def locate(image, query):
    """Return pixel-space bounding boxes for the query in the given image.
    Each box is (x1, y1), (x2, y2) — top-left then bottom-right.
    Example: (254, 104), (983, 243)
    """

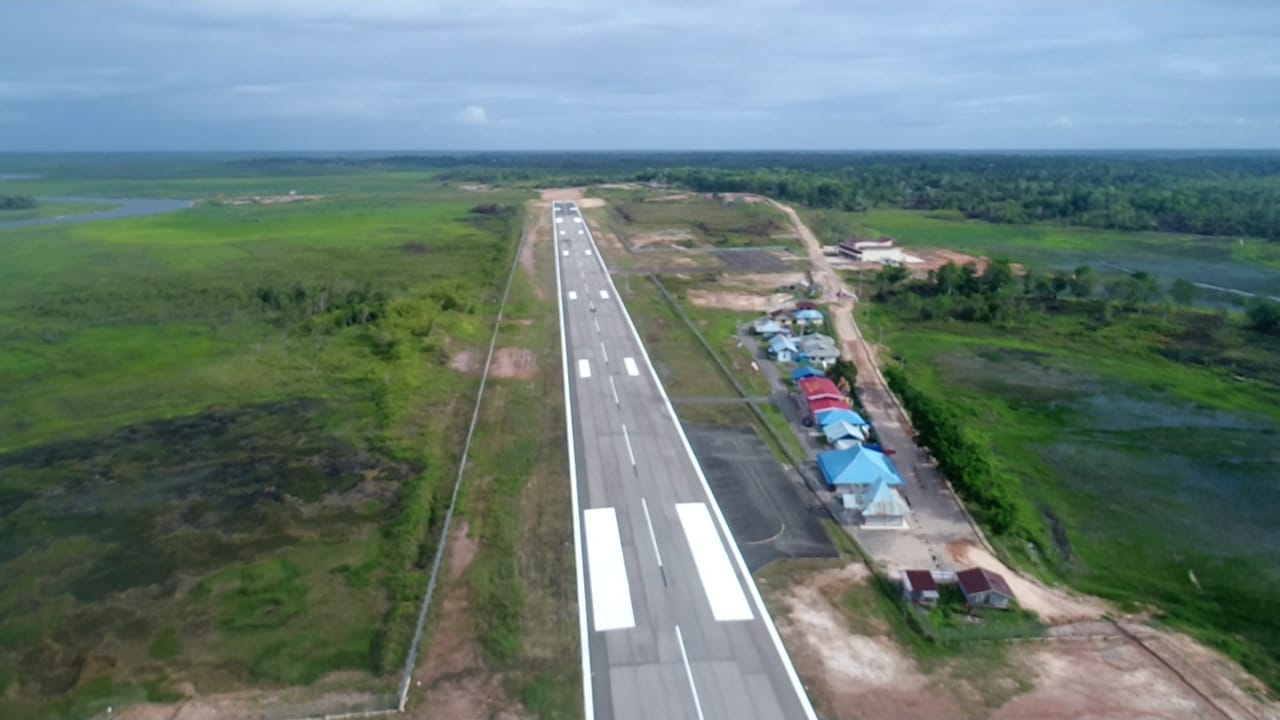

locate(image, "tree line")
(0, 195), (38, 210)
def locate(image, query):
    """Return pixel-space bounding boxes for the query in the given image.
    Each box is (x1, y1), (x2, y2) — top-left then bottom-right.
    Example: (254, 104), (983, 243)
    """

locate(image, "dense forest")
(0, 195), (37, 210)
(235, 152), (1280, 240)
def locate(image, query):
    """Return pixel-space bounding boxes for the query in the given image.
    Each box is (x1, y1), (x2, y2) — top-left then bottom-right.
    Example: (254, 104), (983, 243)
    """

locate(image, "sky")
(1, 0), (1278, 151)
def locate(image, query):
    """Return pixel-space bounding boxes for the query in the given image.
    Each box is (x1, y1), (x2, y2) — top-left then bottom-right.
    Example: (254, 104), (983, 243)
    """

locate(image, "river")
(0, 195), (193, 229)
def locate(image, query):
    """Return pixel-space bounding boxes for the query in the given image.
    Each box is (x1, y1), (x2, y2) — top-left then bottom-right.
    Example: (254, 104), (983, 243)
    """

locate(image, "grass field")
(0, 200), (118, 222)
(590, 189), (797, 251)
(802, 208), (1280, 297)
(0, 165), (532, 718)
(861, 297), (1280, 694)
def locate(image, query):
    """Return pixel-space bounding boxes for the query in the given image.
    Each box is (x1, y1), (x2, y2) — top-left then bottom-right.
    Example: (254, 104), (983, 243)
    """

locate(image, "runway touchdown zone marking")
(583, 507), (636, 631)
(577, 358), (591, 378)
(599, 290), (610, 300)
(675, 502), (754, 622)
(568, 290), (577, 300)
(623, 357), (640, 377)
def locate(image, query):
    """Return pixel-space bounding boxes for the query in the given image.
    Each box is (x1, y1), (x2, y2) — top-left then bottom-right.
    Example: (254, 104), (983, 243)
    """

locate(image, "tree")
(932, 262), (962, 296)
(1050, 271), (1072, 299)
(880, 264), (910, 286)
(1170, 278), (1198, 305)
(1070, 265), (1095, 298)
(1246, 298), (1280, 334)
(983, 258), (1014, 295)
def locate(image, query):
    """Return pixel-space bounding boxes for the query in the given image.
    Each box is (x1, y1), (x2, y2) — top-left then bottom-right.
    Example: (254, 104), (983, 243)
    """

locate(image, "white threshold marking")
(608, 376), (620, 405)
(585, 249), (593, 256)
(623, 357), (640, 377)
(599, 289), (610, 300)
(675, 625), (707, 720)
(600, 342), (609, 364)
(567, 290), (577, 300)
(577, 358), (591, 378)
(676, 503), (754, 622)
(621, 424), (636, 468)
(583, 508), (636, 631)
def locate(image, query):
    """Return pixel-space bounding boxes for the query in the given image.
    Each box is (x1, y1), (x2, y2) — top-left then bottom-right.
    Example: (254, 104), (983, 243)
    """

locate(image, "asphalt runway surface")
(554, 201), (818, 720)
(683, 424), (837, 572)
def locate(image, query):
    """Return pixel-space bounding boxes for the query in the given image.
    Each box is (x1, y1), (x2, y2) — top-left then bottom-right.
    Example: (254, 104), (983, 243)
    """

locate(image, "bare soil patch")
(459, 183), (495, 192)
(450, 349), (479, 374)
(686, 288), (794, 313)
(631, 229), (695, 248)
(447, 519), (479, 580)
(518, 202), (546, 299)
(993, 642), (1221, 720)
(648, 193), (694, 202)
(947, 541), (1107, 623)
(489, 347), (538, 381)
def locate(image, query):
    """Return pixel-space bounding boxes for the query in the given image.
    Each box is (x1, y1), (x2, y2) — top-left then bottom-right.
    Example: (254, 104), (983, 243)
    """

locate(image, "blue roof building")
(791, 366), (825, 382)
(794, 308), (825, 324)
(823, 420), (868, 448)
(752, 319), (784, 337)
(817, 446), (903, 489)
(816, 408), (869, 428)
(767, 333), (799, 362)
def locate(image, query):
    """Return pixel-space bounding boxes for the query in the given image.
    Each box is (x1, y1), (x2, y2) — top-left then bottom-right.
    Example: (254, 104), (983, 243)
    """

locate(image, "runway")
(553, 202), (818, 720)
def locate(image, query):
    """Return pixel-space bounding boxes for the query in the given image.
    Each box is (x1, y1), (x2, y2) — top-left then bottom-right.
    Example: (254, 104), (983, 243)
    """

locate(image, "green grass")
(0, 167), (534, 718)
(863, 296), (1280, 695)
(0, 199), (118, 222)
(599, 192), (797, 250)
(803, 207), (1280, 297)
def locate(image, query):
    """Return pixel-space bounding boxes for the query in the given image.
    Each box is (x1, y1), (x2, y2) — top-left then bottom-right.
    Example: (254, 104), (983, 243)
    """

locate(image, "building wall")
(863, 513), (903, 528)
(969, 590), (1011, 609)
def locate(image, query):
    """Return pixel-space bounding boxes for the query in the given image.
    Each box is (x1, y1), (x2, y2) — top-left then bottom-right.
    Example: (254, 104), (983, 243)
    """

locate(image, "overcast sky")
(1, 1), (1277, 151)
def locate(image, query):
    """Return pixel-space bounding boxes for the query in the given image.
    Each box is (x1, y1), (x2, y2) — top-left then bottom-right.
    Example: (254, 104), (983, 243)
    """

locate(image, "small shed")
(858, 479), (910, 528)
(956, 567), (1016, 610)
(752, 318), (784, 337)
(816, 408), (869, 429)
(796, 334), (840, 368)
(902, 570), (940, 607)
(823, 420), (867, 449)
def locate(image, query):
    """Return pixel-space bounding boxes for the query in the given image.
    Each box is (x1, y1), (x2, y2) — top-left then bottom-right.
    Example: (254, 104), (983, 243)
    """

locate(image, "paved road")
(553, 201), (818, 720)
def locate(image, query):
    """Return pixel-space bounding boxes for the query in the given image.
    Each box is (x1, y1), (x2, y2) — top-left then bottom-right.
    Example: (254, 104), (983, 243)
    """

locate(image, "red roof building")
(956, 567), (1016, 609)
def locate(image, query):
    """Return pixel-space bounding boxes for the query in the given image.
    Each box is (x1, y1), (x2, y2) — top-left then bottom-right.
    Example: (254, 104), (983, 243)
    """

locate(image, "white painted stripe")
(556, 217), (563, 223)
(600, 342), (609, 364)
(577, 205), (818, 718)
(568, 290), (578, 300)
(593, 315), (601, 333)
(621, 424), (636, 467)
(676, 503), (754, 622)
(599, 289), (610, 300)
(583, 508), (636, 631)
(641, 497), (663, 568)
(675, 626), (706, 720)
(578, 358), (591, 378)
(551, 206), (594, 717)
(608, 376), (620, 405)
(562, 249), (569, 256)
(585, 249), (593, 256)
(623, 357), (640, 377)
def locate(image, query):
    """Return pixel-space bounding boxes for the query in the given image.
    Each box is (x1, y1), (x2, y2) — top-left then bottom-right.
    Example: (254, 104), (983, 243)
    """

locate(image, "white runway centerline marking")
(577, 358), (591, 379)
(608, 376), (620, 406)
(640, 497), (663, 569)
(620, 424), (636, 468)
(623, 357), (640, 377)
(675, 625), (706, 720)
(599, 289), (610, 300)
(675, 503), (754, 622)
(600, 342), (609, 364)
(583, 508), (636, 632)
(593, 315), (601, 333)
(567, 290), (577, 300)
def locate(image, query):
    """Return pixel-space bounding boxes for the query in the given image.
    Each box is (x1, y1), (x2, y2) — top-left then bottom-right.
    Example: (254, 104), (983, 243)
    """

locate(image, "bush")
(884, 365), (1046, 550)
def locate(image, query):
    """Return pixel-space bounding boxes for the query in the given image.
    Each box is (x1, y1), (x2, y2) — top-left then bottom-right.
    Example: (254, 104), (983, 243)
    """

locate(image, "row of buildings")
(902, 567), (1017, 610)
(752, 306), (841, 369)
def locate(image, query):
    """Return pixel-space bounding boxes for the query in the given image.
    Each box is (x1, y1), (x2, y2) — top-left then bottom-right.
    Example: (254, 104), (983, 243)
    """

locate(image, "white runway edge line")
(583, 508), (637, 631)
(572, 202), (819, 719)
(553, 205), (595, 719)
(674, 625), (707, 720)
(676, 503), (753, 621)
(623, 357), (640, 377)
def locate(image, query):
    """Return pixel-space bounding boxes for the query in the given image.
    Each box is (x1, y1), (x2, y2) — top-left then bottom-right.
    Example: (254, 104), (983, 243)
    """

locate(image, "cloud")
(456, 104), (488, 125)
(1050, 115), (1074, 129)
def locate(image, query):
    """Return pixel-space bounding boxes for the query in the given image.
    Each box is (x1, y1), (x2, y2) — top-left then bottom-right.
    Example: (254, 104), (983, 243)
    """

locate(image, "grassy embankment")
(0, 178), (531, 718)
(853, 228), (1280, 693)
(433, 203), (581, 718)
(0, 200), (119, 222)
(589, 189), (798, 251)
